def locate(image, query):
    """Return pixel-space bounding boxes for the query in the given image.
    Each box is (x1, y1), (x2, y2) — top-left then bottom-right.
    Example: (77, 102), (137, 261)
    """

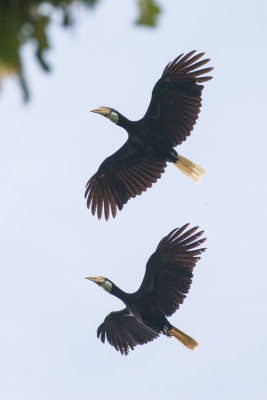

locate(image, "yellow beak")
(90, 107), (111, 116)
(85, 276), (105, 284)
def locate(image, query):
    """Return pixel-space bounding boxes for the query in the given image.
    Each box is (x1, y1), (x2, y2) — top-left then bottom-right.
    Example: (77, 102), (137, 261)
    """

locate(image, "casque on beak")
(85, 276), (105, 284)
(90, 107), (111, 116)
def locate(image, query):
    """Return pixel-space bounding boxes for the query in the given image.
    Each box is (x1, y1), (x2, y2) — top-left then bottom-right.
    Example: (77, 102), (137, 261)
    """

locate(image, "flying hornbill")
(86, 223), (206, 355)
(86, 50), (213, 220)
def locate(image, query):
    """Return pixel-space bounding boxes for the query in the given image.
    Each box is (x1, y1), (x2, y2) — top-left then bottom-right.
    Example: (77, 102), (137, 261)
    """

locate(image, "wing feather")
(85, 141), (166, 220)
(138, 224), (206, 317)
(142, 51), (213, 146)
(97, 308), (159, 355)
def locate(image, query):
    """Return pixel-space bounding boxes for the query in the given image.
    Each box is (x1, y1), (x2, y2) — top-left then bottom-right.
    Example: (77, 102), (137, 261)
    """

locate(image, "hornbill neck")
(110, 282), (131, 304)
(117, 112), (134, 131)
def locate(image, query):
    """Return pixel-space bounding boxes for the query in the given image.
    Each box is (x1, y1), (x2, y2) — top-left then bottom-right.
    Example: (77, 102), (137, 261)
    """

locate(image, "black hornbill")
(86, 51), (213, 220)
(86, 223), (206, 355)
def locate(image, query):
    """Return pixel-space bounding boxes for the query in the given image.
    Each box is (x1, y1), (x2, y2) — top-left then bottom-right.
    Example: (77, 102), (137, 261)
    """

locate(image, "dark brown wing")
(137, 224), (206, 317)
(85, 141), (166, 220)
(142, 51), (213, 146)
(97, 308), (159, 355)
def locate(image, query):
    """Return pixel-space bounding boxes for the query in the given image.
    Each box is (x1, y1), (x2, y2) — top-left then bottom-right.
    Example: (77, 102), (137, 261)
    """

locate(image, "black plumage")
(86, 51), (213, 220)
(86, 223), (206, 355)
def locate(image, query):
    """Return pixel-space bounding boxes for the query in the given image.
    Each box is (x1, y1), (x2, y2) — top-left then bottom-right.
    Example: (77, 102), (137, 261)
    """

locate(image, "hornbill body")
(86, 224), (206, 355)
(86, 51), (213, 220)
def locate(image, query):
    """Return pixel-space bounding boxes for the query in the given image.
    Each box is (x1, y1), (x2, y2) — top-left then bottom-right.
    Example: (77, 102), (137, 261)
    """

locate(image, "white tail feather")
(174, 154), (205, 184)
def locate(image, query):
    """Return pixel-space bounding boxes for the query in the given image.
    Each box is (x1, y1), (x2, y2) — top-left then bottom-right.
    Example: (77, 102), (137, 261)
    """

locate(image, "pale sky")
(1, 1), (267, 399)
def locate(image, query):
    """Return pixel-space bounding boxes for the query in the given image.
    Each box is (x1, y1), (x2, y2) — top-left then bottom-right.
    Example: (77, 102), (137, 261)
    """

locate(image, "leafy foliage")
(0, 0), (161, 101)
(136, 0), (160, 27)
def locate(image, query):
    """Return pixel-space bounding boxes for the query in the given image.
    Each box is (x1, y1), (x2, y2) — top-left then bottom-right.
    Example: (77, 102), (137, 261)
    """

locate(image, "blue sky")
(1, 1), (267, 399)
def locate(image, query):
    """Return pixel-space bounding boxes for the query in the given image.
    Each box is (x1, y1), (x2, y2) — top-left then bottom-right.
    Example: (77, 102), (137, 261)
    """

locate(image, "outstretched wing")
(137, 224), (206, 317)
(85, 141), (166, 220)
(142, 51), (213, 146)
(97, 308), (159, 355)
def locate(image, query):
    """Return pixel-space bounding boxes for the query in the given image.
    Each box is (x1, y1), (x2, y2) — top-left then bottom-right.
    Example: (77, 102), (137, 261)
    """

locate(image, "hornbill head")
(85, 276), (112, 293)
(91, 107), (119, 124)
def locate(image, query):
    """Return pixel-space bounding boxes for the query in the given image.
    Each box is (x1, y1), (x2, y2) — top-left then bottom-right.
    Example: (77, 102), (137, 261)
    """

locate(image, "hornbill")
(86, 50), (213, 220)
(86, 223), (206, 355)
